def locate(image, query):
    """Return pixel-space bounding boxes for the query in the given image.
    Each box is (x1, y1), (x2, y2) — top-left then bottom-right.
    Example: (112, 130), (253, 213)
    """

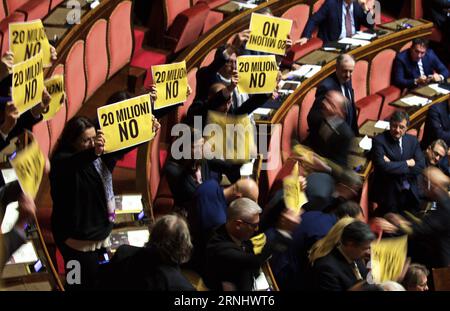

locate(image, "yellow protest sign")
(12, 52), (44, 115)
(42, 75), (65, 121)
(9, 20), (52, 66)
(205, 111), (256, 163)
(371, 235), (408, 283)
(246, 13), (292, 55)
(251, 233), (266, 255)
(283, 162), (308, 215)
(151, 61), (187, 110)
(10, 139), (45, 199)
(237, 55), (278, 94)
(97, 94), (153, 153)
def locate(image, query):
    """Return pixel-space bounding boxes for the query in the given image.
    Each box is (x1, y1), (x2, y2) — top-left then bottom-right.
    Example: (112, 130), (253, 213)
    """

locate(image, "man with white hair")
(203, 198), (299, 290)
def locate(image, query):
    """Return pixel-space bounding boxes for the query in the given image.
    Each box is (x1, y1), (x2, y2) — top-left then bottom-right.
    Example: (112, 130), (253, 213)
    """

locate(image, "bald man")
(311, 54), (359, 135)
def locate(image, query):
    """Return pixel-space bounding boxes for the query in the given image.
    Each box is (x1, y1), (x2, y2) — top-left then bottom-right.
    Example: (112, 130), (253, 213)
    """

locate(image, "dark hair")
(148, 214), (193, 265)
(390, 110), (410, 126)
(402, 263), (429, 289)
(341, 221), (375, 246)
(335, 201), (363, 219)
(106, 91), (132, 106)
(412, 38), (429, 49)
(53, 116), (95, 154)
(430, 139), (448, 153)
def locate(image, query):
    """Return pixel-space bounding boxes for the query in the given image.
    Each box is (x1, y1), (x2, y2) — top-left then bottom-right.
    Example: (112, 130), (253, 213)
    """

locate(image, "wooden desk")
(359, 120), (388, 138)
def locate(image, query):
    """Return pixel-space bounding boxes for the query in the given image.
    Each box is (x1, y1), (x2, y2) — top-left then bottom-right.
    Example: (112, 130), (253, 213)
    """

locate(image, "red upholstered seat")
(107, 1), (133, 78)
(202, 10), (223, 34)
(260, 124), (282, 203)
(281, 105), (299, 163)
(164, 0), (191, 30)
(267, 158), (300, 200)
(166, 3), (210, 53)
(17, 0), (51, 21)
(32, 121), (51, 158)
(0, 1), (6, 20)
(50, 0), (64, 10)
(177, 67), (198, 123)
(130, 48), (167, 89)
(200, 48), (216, 68)
(400, 41), (412, 52)
(0, 12), (26, 55)
(298, 87), (316, 142)
(4, 0), (28, 14)
(285, 37), (323, 64)
(356, 94), (383, 126)
(281, 4), (310, 42)
(153, 175), (175, 217)
(64, 40), (86, 119)
(48, 64), (67, 154)
(85, 19), (108, 99)
(312, 0), (325, 13)
(352, 60), (369, 102)
(359, 178), (370, 223)
(194, 0), (228, 7)
(376, 85), (401, 119)
(133, 28), (146, 53)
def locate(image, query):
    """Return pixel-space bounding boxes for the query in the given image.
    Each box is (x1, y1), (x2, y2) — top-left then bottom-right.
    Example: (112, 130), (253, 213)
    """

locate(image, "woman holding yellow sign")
(50, 91), (160, 290)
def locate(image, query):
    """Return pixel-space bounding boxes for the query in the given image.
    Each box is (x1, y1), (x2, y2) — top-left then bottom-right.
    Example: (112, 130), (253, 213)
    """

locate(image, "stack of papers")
(429, 83), (450, 95)
(352, 31), (377, 40)
(278, 80), (301, 94)
(289, 65), (322, 79)
(400, 96), (432, 106)
(338, 37), (371, 47)
(252, 108), (272, 116)
(374, 120), (390, 130)
(359, 135), (373, 151)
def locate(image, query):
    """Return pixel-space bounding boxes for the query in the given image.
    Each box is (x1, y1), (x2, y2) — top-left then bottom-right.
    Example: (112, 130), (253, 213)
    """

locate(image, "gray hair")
(336, 54), (355, 67)
(148, 214), (193, 265)
(227, 198), (262, 221)
(379, 281), (406, 291)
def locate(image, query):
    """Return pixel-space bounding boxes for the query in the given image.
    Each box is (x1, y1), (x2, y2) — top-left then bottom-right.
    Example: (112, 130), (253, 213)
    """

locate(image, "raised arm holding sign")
(42, 75), (65, 121)
(237, 55), (279, 94)
(246, 13), (292, 56)
(151, 61), (188, 110)
(97, 94), (154, 153)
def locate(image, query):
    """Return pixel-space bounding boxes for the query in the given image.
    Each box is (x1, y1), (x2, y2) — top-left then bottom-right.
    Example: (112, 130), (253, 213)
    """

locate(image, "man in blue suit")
(421, 98), (450, 149)
(371, 111), (426, 216)
(297, 0), (374, 45)
(393, 38), (449, 90)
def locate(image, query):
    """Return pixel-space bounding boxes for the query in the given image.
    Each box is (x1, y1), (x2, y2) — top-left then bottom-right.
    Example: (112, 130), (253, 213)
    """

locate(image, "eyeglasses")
(431, 148), (446, 159)
(240, 219), (259, 230)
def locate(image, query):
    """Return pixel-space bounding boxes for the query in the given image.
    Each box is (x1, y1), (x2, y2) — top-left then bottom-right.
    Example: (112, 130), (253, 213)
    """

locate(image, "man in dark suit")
(423, 139), (450, 176)
(372, 111), (426, 216)
(97, 214), (195, 291)
(311, 54), (359, 135)
(297, 0), (374, 45)
(421, 98), (450, 149)
(393, 38), (449, 90)
(425, 0), (450, 41)
(203, 197), (298, 291)
(308, 220), (375, 291)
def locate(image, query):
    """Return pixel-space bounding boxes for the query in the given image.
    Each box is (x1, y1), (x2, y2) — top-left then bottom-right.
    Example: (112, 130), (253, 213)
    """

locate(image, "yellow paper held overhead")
(9, 20), (52, 66)
(152, 61), (188, 110)
(251, 233), (266, 255)
(237, 55), (279, 94)
(10, 138), (45, 199)
(206, 111), (257, 163)
(246, 13), (292, 56)
(97, 94), (153, 154)
(42, 75), (65, 121)
(283, 162), (307, 215)
(371, 235), (408, 283)
(12, 51), (44, 115)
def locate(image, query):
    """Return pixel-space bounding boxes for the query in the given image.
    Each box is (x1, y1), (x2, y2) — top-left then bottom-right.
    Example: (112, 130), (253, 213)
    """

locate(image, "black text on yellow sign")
(151, 61), (188, 110)
(237, 55), (279, 94)
(10, 139), (45, 199)
(43, 75), (65, 121)
(246, 13), (292, 56)
(97, 94), (154, 154)
(12, 51), (44, 115)
(9, 20), (52, 66)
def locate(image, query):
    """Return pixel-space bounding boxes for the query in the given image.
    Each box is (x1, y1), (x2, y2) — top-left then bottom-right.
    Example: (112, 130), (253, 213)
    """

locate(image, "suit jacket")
(97, 244), (195, 291)
(301, 0), (374, 43)
(308, 247), (368, 291)
(314, 74), (359, 135)
(371, 132), (425, 213)
(393, 49), (449, 90)
(421, 101), (450, 149)
(204, 224), (290, 291)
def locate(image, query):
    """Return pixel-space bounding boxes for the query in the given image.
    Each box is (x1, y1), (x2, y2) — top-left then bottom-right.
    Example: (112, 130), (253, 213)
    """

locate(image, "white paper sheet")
(127, 230), (150, 247)
(118, 194), (143, 212)
(400, 96), (431, 106)
(352, 31), (377, 40)
(278, 80), (301, 94)
(254, 271), (270, 291)
(338, 37), (371, 47)
(374, 120), (390, 130)
(1, 201), (19, 234)
(359, 135), (373, 151)
(428, 83), (450, 95)
(9, 241), (38, 264)
(240, 159), (255, 177)
(1, 168), (18, 184)
(289, 65), (322, 79)
(233, 1), (257, 9)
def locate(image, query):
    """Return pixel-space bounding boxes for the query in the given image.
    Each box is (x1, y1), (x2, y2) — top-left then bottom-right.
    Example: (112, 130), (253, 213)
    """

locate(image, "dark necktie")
(344, 84), (353, 126)
(345, 4), (352, 38)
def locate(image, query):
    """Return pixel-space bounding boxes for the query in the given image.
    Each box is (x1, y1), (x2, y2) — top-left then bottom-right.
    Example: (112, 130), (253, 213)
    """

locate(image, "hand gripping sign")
(12, 51), (44, 115)
(283, 161), (308, 216)
(97, 94), (153, 153)
(370, 235), (408, 283)
(42, 75), (65, 121)
(10, 134), (46, 199)
(246, 13), (292, 56)
(9, 19), (52, 66)
(151, 61), (188, 110)
(237, 55), (279, 94)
